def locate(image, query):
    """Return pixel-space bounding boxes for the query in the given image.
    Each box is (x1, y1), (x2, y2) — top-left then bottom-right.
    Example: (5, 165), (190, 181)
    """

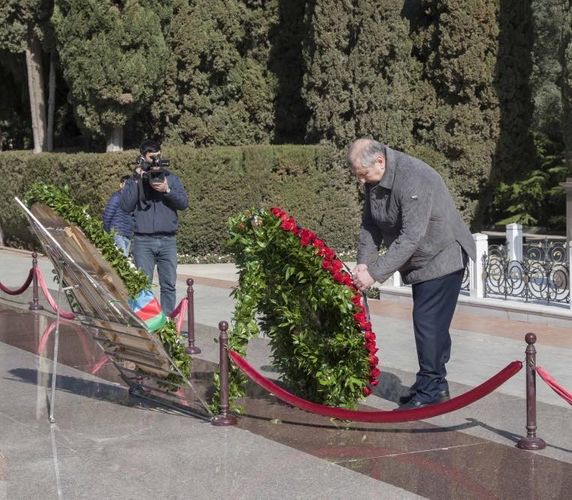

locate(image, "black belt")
(134, 232), (176, 238)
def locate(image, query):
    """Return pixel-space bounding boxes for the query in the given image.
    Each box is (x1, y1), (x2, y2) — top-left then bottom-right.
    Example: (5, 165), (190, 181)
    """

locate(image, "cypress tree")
(301, 0), (355, 146)
(268, 0), (309, 144)
(494, 0), (536, 184)
(349, 0), (432, 153)
(530, 0), (567, 143)
(562, 1), (572, 167)
(412, 0), (501, 221)
(154, 0), (278, 146)
(53, 0), (168, 151)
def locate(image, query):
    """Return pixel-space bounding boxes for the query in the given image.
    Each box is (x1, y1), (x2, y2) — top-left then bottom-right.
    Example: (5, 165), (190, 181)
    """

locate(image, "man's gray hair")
(347, 138), (385, 169)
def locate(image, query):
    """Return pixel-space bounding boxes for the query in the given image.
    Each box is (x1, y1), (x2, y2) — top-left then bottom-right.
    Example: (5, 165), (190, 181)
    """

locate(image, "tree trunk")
(106, 126), (124, 152)
(47, 51), (56, 152)
(25, 32), (47, 153)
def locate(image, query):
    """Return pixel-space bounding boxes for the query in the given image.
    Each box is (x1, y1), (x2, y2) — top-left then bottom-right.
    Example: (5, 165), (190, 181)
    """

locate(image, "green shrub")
(0, 145), (361, 254)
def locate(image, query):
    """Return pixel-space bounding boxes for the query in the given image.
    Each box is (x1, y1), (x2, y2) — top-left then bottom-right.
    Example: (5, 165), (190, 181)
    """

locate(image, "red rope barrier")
(0, 269), (34, 295)
(37, 321), (57, 354)
(229, 350), (523, 423)
(168, 297), (188, 334)
(90, 355), (110, 375)
(34, 268), (76, 320)
(536, 366), (572, 405)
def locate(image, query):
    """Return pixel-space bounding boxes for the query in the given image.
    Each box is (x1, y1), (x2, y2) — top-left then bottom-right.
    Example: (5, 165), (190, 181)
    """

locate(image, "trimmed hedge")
(0, 145), (361, 255)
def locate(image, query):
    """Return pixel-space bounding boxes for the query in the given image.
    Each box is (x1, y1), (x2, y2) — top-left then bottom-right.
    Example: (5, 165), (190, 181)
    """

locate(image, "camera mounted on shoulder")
(136, 139), (171, 184)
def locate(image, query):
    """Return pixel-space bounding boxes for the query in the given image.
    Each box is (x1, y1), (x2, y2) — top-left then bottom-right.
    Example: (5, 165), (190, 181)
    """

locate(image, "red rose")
(364, 331), (376, 343)
(271, 207), (288, 221)
(323, 247), (336, 260)
(322, 260), (332, 271)
(353, 311), (367, 324)
(281, 216), (297, 232)
(362, 386), (372, 396)
(313, 238), (326, 251)
(341, 273), (354, 287)
(299, 228), (317, 246)
(332, 271), (346, 284)
(351, 294), (362, 305)
(360, 321), (372, 331)
(370, 367), (381, 379)
(369, 354), (379, 366)
(329, 259), (343, 273)
(370, 377), (380, 387)
(368, 347), (379, 356)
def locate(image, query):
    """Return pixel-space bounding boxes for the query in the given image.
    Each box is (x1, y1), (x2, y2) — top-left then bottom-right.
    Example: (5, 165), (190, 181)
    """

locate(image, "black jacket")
(120, 172), (188, 235)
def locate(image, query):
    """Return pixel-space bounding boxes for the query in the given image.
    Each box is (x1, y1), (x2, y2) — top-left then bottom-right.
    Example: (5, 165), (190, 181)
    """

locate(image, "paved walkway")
(1, 247), (571, 499)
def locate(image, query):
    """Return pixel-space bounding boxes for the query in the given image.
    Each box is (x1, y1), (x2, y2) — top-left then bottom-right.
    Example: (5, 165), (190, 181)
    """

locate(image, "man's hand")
(150, 178), (169, 193)
(352, 263), (369, 274)
(353, 266), (375, 291)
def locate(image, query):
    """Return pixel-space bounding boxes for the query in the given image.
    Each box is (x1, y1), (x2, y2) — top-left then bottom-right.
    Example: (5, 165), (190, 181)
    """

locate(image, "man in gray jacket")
(348, 138), (476, 410)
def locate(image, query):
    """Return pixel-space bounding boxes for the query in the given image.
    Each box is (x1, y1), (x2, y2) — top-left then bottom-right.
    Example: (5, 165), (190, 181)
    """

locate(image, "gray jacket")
(357, 146), (476, 285)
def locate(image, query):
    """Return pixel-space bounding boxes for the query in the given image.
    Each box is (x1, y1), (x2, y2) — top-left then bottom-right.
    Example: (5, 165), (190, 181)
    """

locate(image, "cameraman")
(120, 139), (189, 315)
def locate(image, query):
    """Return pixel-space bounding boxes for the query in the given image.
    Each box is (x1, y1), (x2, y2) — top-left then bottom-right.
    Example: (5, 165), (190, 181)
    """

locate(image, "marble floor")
(0, 303), (570, 499)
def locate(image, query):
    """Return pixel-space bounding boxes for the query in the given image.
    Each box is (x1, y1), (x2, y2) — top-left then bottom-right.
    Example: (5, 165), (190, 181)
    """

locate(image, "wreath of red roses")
(270, 207), (380, 394)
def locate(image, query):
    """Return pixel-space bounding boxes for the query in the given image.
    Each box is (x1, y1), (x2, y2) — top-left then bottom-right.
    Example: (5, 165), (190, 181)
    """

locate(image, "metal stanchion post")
(517, 333), (546, 450)
(29, 252), (44, 311)
(185, 278), (201, 354)
(211, 321), (237, 426)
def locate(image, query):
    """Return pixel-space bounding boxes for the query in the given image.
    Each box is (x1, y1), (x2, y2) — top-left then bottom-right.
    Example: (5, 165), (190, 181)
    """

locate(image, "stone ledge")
(378, 285), (572, 328)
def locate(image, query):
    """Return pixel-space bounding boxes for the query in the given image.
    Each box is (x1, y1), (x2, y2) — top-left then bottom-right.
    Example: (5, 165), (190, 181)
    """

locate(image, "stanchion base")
(186, 346), (201, 355)
(516, 437), (546, 450)
(29, 302), (45, 311)
(211, 414), (238, 426)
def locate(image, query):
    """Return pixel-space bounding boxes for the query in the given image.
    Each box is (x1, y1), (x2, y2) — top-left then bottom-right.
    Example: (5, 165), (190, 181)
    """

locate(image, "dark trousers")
(410, 267), (464, 403)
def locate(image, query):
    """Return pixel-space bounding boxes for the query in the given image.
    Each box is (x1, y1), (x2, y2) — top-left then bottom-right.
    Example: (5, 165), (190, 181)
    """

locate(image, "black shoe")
(436, 389), (450, 402)
(398, 392), (416, 405)
(394, 399), (428, 411)
(396, 389), (450, 408)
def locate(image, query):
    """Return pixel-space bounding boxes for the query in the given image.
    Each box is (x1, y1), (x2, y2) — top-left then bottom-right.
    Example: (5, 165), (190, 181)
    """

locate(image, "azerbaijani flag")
(129, 289), (167, 332)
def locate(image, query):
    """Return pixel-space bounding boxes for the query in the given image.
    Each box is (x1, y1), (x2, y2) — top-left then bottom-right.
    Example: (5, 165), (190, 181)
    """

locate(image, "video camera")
(136, 155), (171, 184)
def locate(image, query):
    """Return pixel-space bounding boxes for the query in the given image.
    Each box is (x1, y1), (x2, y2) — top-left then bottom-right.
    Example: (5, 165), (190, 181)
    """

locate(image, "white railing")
(381, 224), (570, 310)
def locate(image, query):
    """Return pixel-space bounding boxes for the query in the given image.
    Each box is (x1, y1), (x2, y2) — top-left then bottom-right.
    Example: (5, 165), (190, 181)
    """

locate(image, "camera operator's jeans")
(132, 235), (177, 315)
(114, 234), (131, 257)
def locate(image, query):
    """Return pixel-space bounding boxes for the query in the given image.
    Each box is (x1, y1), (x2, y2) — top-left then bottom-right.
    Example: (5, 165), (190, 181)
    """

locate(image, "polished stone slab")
(0, 340), (415, 499)
(1, 301), (571, 499)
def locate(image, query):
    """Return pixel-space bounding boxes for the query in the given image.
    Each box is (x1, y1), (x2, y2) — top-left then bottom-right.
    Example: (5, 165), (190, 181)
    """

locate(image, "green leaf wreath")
(220, 207), (380, 411)
(24, 183), (191, 382)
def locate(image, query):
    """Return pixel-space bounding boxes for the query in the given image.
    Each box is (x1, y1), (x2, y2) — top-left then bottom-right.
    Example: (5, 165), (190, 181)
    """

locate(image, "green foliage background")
(1, 0), (571, 229)
(52, 0), (169, 137)
(0, 145), (361, 254)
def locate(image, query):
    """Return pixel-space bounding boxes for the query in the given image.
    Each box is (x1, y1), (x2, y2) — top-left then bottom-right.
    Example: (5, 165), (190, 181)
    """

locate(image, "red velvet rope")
(90, 354), (110, 375)
(229, 350), (523, 422)
(35, 268), (76, 320)
(168, 297), (188, 333)
(0, 269), (34, 295)
(536, 366), (572, 405)
(37, 320), (57, 354)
